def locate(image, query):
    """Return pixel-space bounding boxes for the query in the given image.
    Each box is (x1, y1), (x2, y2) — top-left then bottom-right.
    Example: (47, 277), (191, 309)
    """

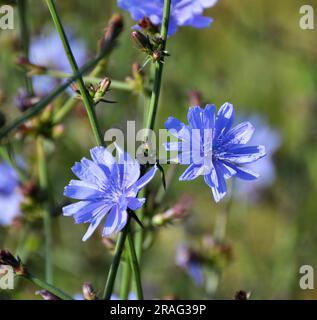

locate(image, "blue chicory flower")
(0, 161), (22, 226)
(29, 28), (88, 96)
(118, 0), (218, 36)
(164, 103), (266, 202)
(234, 115), (281, 198)
(63, 145), (157, 241)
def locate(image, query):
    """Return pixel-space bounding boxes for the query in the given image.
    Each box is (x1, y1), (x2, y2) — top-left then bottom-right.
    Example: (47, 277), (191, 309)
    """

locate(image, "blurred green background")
(1, 0), (317, 299)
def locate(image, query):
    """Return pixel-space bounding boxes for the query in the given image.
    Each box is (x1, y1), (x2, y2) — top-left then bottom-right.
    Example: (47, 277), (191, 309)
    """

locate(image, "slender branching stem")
(23, 273), (73, 300)
(17, 0), (34, 95)
(36, 136), (53, 283)
(103, 226), (129, 300)
(127, 231), (143, 300)
(46, 0), (103, 146)
(144, 0), (171, 133)
(135, 0), (171, 264)
(119, 254), (131, 300)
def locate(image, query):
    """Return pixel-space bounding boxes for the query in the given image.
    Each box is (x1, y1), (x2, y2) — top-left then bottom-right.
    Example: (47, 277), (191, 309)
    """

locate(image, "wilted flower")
(176, 244), (204, 286)
(0, 161), (22, 225)
(29, 28), (88, 96)
(234, 116), (281, 198)
(234, 290), (251, 300)
(63, 145), (157, 241)
(118, 0), (218, 36)
(0, 249), (27, 275)
(164, 103), (266, 202)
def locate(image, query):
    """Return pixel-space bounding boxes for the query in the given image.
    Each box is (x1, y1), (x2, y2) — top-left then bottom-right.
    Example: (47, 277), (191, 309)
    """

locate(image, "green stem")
(103, 227), (129, 300)
(36, 137), (53, 284)
(144, 0), (171, 134)
(90, 56), (110, 78)
(46, 0), (103, 146)
(136, 0), (171, 262)
(134, 190), (146, 260)
(127, 232), (143, 300)
(51, 97), (77, 125)
(23, 273), (73, 300)
(119, 253), (131, 300)
(208, 182), (235, 297)
(17, 0), (33, 95)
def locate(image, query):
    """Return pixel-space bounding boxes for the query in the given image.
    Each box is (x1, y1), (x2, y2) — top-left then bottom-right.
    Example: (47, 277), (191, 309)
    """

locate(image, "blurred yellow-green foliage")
(1, 0), (317, 299)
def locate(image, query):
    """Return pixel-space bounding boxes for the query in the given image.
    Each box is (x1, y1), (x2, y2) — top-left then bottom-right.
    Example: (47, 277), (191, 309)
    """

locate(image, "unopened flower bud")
(0, 249), (27, 276)
(36, 290), (61, 300)
(82, 282), (98, 300)
(152, 195), (193, 226)
(131, 30), (151, 51)
(94, 78), (111, 102)
(99, 78), (111, 93)
(99, 14), (124, 51)
(188, 90), (203, 106)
